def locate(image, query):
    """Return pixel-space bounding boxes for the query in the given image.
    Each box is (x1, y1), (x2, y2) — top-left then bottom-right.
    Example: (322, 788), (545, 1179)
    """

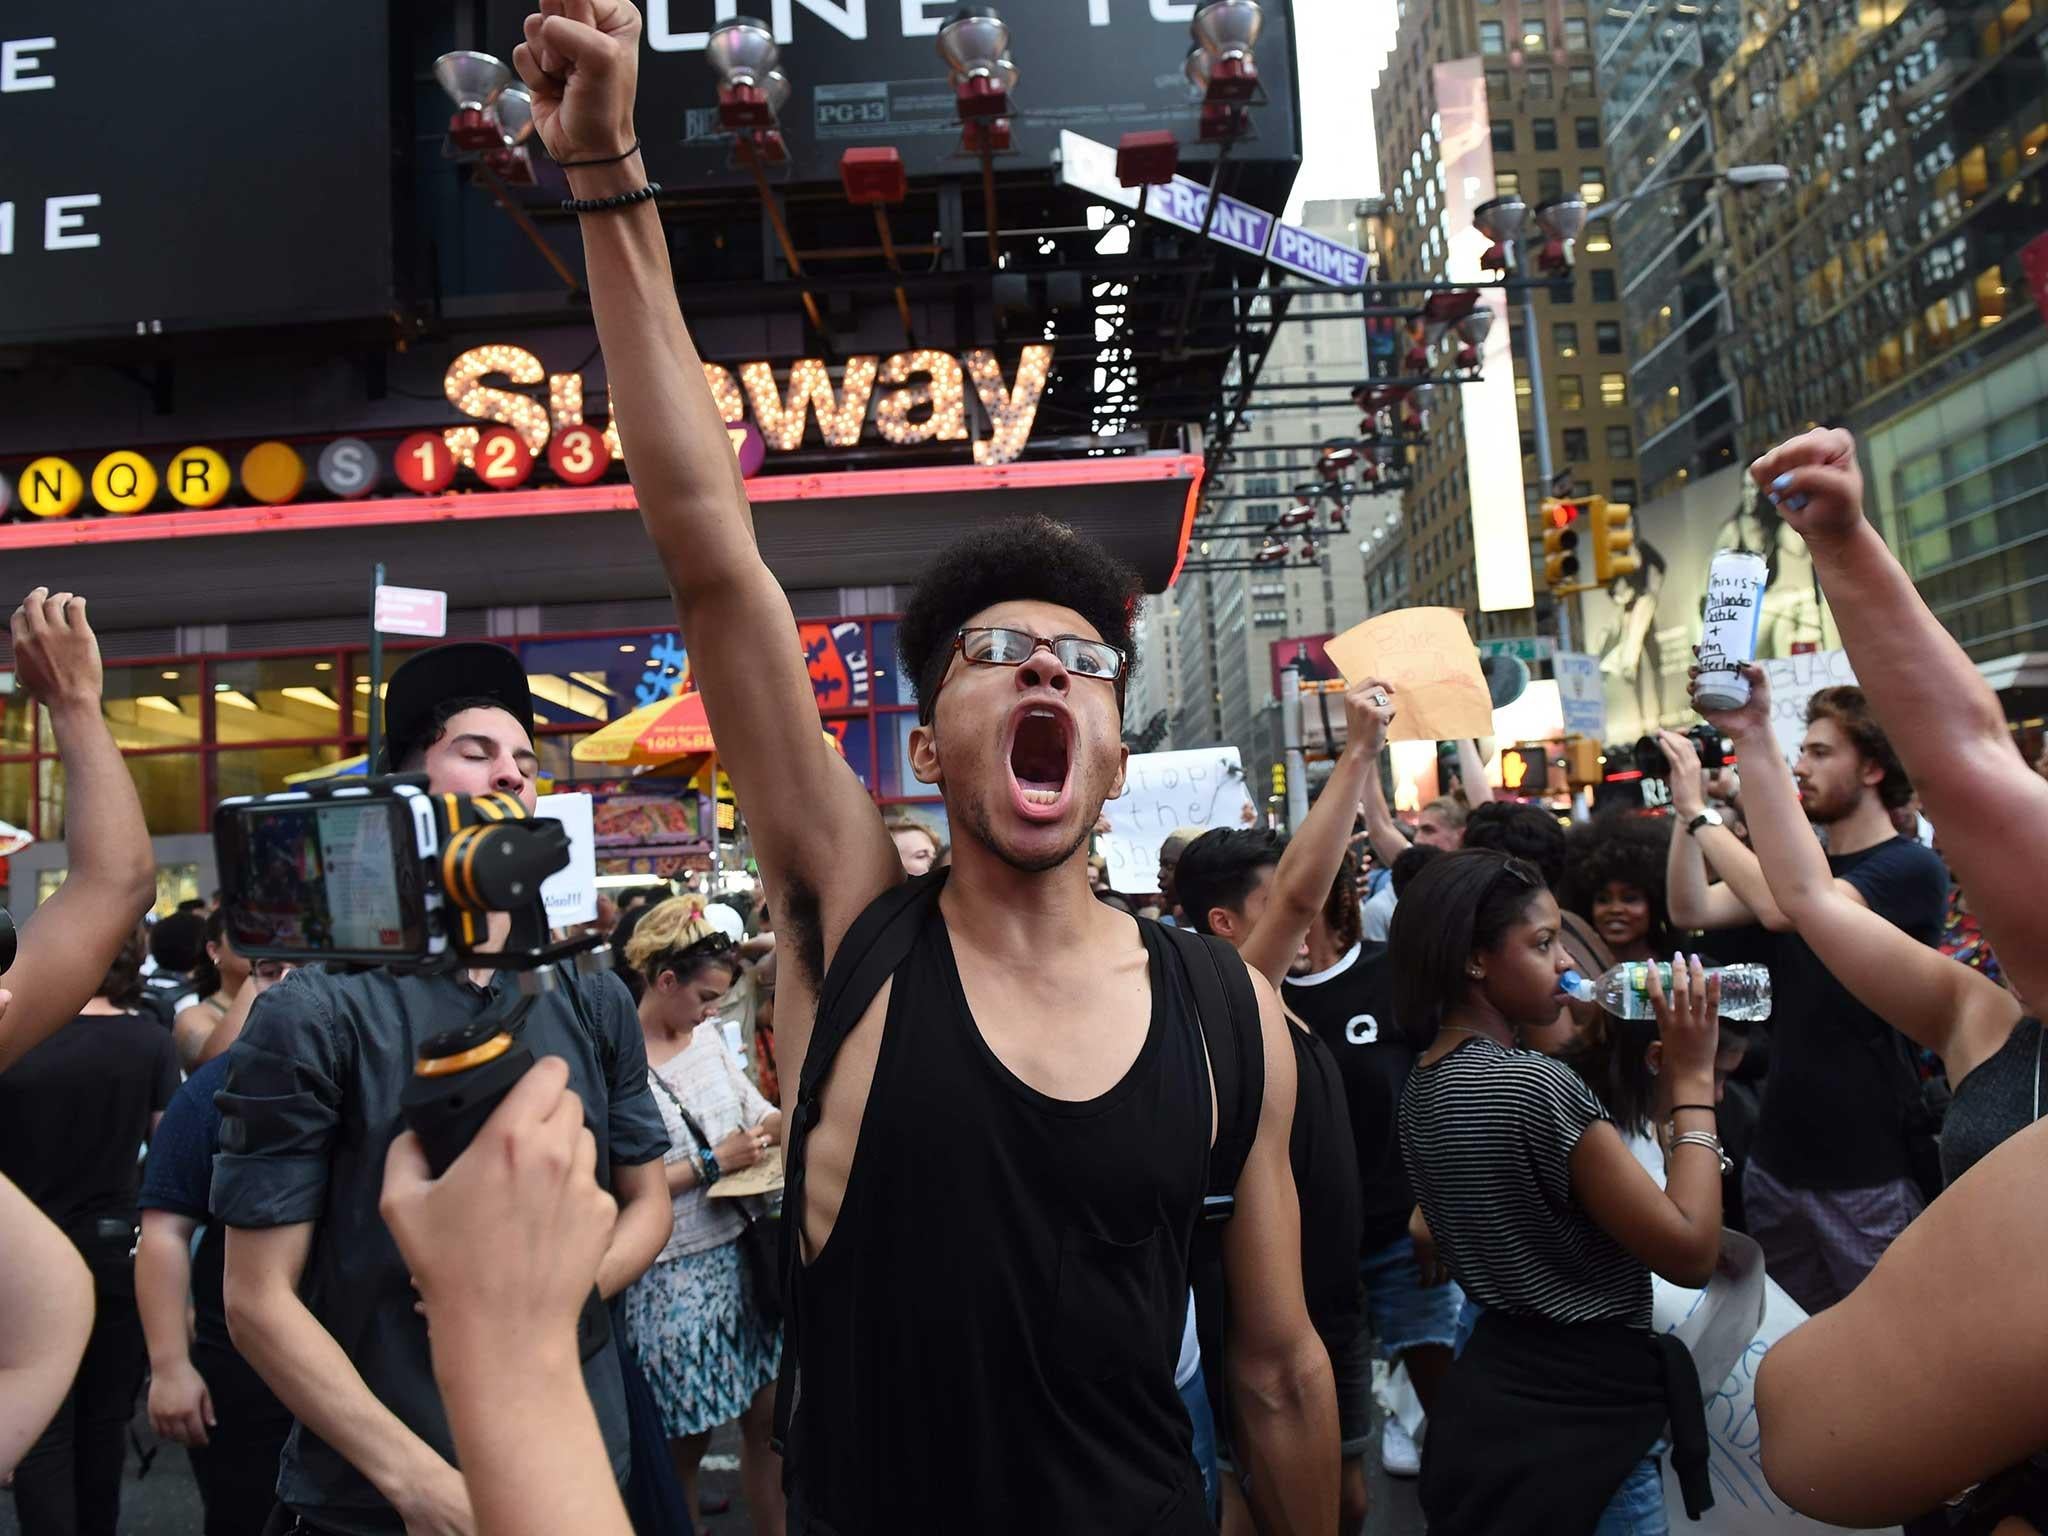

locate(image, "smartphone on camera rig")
(212, 774), (601, 976)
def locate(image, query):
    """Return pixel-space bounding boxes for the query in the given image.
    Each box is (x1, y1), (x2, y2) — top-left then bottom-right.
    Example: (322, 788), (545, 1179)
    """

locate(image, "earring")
(1466, 967), (1483, 979)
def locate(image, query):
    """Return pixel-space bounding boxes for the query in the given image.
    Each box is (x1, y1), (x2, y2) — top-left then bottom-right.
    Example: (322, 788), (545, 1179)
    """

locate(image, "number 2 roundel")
(548, 424), (611, 486)
(474, 425), (535, 490)
(394, 433), (457, 494)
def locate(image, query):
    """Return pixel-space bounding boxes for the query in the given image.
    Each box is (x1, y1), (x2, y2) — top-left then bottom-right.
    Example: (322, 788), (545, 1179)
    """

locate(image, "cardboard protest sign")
(1099, 747), (1257, 895)
(1325, 608), (1493, 741)
(1760, 650), (1857, 773)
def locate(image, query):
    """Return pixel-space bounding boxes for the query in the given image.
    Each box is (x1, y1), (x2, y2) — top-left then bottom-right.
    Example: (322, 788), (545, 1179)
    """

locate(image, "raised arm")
(1221, 969), (1339, 1534)
(1360, 748), (1412, 869)
(512, 1), (900, 1048)
(1240, 680), (1394, 990)
(1753, 427), (2048, 1005)
(1455, 738), (1494, 807)
(1656, 729), (1790, 933)
(0, 590), (156, 1071)
(1699, 666), (2020, 1080)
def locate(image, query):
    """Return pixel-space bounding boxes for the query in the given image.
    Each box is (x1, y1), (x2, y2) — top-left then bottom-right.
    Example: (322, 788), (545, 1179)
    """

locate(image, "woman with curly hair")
(1561, 813), (1680, 969)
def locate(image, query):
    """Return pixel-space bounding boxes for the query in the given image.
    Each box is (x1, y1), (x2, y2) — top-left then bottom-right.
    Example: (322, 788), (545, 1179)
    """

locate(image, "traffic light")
(1270, 762), (1286, 798)
(1564, 737), (1604, 788)
(1541, 497), (1584, 592)
(1498, 745), (1533, 791)
(1591, 495), (1641, 584)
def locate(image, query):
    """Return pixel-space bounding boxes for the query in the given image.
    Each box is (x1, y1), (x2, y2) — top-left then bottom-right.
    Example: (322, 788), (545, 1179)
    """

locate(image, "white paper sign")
(373, 583), (448, 638)
(535, 792), (598, 927)
(1099, 747), (1257, 896)
(1759, 650), (1857, 772)
(1554, 651), (1607, 739)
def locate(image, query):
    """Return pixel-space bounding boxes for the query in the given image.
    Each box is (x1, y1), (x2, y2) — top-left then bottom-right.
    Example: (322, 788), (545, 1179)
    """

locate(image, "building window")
(1558, 375), (1585, 411)
(1599, 371), (1628, 406)
(1568, 65), (1593, 93)
(1526, 67), (1552, 98)
(1610, 478), (1638, 504)
(1575, 116), (1601, 149)
(1563, 16), (1589, 50)
(1532, 118), (1557, 151)
(1538, 167), (1564, 200)
(1515, 374), (1533, 410)
(1596, 320), (1622, 354)
(1480, 19), (1506, 53)
(1554, 322), (1579, 358)
(1496, 170), (1520, 197)
(1606, 425), (1633, 458)
(1485, 67), (1509, 99)
(1580, 169), (1605, 203)
(1562, 427), (1590, 461)
(1521, 18), (1548, 49)
(1590, 268), (1617, 302)
(1491, 118), (1515, 152)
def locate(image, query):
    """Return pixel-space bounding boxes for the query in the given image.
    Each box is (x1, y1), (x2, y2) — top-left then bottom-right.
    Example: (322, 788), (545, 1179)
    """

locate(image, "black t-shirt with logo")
(1751, 835), (1948, 1190)
(1284, 942), (1417, 1253)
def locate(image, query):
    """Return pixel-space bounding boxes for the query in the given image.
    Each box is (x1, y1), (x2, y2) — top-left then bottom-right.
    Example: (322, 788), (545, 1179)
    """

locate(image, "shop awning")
(0, 455), (1203, 634)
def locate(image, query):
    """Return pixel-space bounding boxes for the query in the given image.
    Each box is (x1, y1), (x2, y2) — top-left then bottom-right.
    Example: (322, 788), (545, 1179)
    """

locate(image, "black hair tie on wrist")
(561, 182), (662, 215)
(555, 140), (641, 168)
(1670, 1103), (1718, 1117)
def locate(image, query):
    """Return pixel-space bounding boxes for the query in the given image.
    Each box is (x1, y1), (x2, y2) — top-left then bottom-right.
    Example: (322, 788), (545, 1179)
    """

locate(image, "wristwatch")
(1687, 809), (1725, 836)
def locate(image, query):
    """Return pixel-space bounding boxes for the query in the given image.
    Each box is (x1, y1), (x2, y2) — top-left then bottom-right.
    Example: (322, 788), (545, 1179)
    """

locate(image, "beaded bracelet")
(696, 1145), (722, 1187)
(555, 139), (641, 168)
(562, 181), (662, 215)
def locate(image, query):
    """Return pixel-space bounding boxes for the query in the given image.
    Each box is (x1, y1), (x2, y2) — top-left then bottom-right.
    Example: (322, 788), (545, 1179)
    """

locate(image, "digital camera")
(1634, 725), (1727, 781)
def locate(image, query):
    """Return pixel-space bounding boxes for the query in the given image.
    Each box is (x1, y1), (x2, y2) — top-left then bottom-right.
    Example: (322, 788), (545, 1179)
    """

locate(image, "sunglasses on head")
(654, 930), (736, 974)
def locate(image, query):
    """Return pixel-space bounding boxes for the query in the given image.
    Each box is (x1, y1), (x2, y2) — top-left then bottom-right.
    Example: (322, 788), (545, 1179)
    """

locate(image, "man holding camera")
(213, 643), (673, 1536)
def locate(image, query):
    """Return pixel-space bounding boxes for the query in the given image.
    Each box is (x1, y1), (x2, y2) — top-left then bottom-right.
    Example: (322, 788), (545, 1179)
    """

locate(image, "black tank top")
(787, 910), (1214, 1534)
(1285, 1023), (1365, 1350)
(1941, 1016), (2044, 1188)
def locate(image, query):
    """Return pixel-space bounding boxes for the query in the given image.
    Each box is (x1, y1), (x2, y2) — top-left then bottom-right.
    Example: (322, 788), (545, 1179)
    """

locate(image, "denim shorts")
(1593, 1450), (1668, 1536)
(1359, 1231), (1464, 1359)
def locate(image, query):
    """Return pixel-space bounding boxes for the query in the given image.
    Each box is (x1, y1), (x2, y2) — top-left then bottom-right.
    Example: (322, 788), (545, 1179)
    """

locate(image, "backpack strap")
(772, 868), (946, 1456)
(1157, 922), (1265, 1224)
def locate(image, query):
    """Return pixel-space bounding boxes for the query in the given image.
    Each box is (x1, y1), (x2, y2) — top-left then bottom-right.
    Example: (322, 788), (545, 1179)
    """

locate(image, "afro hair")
(898, 515), (1141, 722)
(1559, 811), (1679, 950)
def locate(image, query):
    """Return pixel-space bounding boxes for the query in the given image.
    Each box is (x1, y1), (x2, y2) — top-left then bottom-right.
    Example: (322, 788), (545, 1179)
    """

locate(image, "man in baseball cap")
(376, 641), (539, 793)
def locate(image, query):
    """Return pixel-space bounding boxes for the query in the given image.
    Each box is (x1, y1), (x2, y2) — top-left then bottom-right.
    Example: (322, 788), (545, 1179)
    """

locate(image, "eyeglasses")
(922, 626), (1128, 721)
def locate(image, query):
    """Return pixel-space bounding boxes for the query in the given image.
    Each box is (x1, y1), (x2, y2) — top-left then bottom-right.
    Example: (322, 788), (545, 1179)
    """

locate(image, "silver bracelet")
(1670, 1130), (1733, 1176)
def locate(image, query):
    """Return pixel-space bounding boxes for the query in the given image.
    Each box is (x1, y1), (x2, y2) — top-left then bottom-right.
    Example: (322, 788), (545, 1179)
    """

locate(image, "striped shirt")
(1399, 1036), (1651, 1329)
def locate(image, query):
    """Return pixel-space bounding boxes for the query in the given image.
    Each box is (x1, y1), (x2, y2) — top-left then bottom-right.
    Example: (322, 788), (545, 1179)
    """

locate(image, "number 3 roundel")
(394, 433), (457, 494)
(548, 424), (611, 486)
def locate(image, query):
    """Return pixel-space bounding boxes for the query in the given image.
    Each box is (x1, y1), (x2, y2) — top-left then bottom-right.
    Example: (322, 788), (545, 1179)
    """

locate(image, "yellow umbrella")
(572, 691), (845, 767)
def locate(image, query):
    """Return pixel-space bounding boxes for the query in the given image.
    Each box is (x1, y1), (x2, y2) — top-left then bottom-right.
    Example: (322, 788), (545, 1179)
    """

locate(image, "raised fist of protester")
(1341, 677), (1398, 760)
(1653, 729), (1710, 820)
(1691, 660), (1773, 744)
(1748, 427), (1865, 548)
(9, 588), (103, 716)
(1643, 951), (1721, 1087)
(380, 1056), (616, 1358)
(513, 0), (642, 165)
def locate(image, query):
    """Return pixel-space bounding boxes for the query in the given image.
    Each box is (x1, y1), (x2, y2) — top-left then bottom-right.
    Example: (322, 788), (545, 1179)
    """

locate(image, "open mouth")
(1006, 702), (1074, 820)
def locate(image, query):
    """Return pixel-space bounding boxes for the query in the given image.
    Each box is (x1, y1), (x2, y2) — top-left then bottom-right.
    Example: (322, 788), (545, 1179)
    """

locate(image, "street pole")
(1279, 660), (1309, 830)
(366, 561), (386, 774)
(1516, 246), (1574, 654)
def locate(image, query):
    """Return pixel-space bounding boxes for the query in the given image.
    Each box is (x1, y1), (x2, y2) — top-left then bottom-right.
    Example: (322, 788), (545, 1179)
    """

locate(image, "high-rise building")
(1597, 1), (1746, 501)
(1369, 1), (1640, 638)
(1711, 1), (2048, 665)
(1166, 202), (1381, 784)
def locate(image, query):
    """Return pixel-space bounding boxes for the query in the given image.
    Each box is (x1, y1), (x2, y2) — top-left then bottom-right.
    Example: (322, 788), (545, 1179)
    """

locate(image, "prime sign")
(441, 343), (1052, 469)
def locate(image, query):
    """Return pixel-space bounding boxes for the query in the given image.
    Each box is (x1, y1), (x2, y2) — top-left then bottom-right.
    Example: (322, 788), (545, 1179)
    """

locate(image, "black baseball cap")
(378, 642), (536, 772)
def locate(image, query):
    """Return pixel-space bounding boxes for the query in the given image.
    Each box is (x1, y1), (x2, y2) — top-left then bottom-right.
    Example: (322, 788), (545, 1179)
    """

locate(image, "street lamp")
(1585, 163), (1790, 223)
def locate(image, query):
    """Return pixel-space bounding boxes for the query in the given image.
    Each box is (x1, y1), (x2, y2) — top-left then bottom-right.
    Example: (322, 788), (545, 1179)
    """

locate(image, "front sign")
(373, 584), (449, 639)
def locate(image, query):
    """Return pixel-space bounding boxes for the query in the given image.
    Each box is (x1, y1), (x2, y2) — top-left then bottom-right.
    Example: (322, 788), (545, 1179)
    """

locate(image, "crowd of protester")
(6, 10), (2048, 1536)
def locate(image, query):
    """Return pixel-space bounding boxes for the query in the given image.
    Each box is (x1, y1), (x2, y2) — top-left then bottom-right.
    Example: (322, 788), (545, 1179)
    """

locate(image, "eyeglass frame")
(918, 626), (1130, 724)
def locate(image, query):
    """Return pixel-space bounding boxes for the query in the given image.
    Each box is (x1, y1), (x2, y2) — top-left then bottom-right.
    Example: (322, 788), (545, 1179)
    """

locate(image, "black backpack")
(770, 868), (1264, 1456)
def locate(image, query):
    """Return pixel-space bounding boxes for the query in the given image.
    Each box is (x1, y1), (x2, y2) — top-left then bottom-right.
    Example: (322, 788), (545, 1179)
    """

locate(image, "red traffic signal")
(1549, 499), (1581, 530)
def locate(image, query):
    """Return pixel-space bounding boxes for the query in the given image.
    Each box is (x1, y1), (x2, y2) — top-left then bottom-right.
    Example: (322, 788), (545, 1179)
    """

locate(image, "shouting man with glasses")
(514, 2), (1336, 1529)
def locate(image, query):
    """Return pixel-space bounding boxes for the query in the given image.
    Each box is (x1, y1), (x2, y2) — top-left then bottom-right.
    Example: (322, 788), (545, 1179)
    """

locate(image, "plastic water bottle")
(1559, 963), (1772, 1022)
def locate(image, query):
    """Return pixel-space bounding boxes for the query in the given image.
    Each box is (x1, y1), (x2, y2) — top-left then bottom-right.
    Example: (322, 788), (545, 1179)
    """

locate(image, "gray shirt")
(213, 965), (670, 1534)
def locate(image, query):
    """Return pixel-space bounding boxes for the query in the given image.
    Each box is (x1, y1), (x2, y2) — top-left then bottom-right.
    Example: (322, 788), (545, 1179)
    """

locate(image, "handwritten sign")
(535, 792), (598, 927)
(1098, 747), (1256, 896)
(1759, 650), (1857, 772)
(1325, 608), (1493, 741)
(1554, 652), (1607, 739)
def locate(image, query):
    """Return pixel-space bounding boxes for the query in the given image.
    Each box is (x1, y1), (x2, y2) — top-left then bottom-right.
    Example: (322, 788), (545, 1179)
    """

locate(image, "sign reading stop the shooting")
(373, 585), (448, 640)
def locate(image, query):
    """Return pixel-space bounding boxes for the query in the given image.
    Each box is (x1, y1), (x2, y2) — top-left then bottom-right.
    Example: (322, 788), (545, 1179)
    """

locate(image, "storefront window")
(129, 754), (205, 835)
(0, 760), (30, 832)
(0, 692), (35, 754)
(867, 622), (918, 707)
(102, 664), (204, 750)
(347, 648), (412, 736)
(525, 635), (676, 725)
(216, 745), (346, 802)
(535, 734), (613, 787)
(213, 655), (348, 745)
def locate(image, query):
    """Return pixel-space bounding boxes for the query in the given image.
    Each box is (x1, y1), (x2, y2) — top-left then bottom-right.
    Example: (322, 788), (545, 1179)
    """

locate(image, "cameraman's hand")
(1655, 730), (1709, 819)
(713, 1126), (767, 1174)
(380, 1056), (615, 1363)
(1341, 678), (1397, 760)
(10, 589), (102, 718)
(146, 1358), (214, 1448)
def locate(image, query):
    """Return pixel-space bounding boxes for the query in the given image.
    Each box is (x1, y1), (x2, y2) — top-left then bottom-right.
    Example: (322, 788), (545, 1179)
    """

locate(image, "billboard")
(0, 4), (395, 346)
(484, 0), (1301, 189)
(1577, 464), (1839, 742)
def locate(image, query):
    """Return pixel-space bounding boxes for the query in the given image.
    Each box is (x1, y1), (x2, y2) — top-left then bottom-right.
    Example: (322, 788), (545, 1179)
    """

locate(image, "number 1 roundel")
(474, 426), (535, 490)
(395, 433), (457, 494)
(548, 424), (611, 486)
